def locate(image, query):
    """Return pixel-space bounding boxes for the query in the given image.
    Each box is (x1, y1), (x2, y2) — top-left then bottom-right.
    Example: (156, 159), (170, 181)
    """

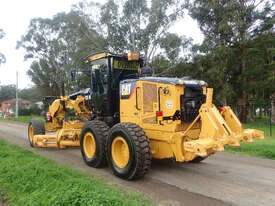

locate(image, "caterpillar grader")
(28, 52), (264, 180)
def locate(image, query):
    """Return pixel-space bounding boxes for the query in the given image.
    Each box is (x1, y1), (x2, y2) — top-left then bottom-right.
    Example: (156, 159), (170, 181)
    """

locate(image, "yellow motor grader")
(28, 52), (264, 180)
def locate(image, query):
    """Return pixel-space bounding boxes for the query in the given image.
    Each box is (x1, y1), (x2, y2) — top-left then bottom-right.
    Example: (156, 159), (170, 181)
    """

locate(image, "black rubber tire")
(190, 156), (208, 163)
(107, 122), (152, 180)
(28, 118), (45, 147)
(80, 120), (109, 168)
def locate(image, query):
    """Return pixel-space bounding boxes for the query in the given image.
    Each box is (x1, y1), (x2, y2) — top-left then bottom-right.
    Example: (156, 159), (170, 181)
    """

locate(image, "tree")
(18, 0), (190, 94)
(0, 85), (16, 104)
(17, 11), (106, 95)
(0, 84), (43, 105)
(99, 0), (187, 65)
(188, 0), (274, 122)
(20, 86), (43, 103)
(0, 28), (6, 66)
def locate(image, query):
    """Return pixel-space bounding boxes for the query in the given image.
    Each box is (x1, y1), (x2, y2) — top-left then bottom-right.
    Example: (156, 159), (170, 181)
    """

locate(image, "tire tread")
(108, 122), (151, 180)
(28, 118), (45, 147)
(80, 120), (109, 168)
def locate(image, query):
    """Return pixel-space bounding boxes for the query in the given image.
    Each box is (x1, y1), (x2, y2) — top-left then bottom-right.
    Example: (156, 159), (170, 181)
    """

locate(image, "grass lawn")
(0, 193), (5, 205)
(0, 116), (43, 124)
(0, 138), (154, 206)
(225, 117), (275, 159)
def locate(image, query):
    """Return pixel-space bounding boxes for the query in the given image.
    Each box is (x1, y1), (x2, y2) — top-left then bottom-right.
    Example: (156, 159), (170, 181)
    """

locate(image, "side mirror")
(141, 66), (152, 76)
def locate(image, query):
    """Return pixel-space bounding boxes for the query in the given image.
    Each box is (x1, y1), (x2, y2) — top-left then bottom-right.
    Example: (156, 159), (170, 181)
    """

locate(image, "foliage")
(188, 0), (275, 122)
(0, 28), (6, 65)
(0, 84), (16, 105)
(0, 138), (154, 206)
(18, 109), (31, 116)
(99, 0), (187, 66)
(11, 106), (42, 116)
(17, 11), (106, 96)
(18, 105), (42, 116)
(17, 0), (191, 94)
(29, 104), (42, 115)
(20, 86), (43, 103)
(0, 85), (43, 105)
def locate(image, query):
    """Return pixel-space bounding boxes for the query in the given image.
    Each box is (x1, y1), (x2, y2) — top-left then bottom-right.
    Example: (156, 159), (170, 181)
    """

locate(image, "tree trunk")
(222, 98), (227, 106)
(264, 106), (269, 116)
(233, 105), (238, 117)
(240, 91), (248, 123)
(240, 53), (248, 123)
(259, 107), (263, 119)
(237, 104), (242, 120)
(249, 104), (255, 122)
(271, 93), (275, 124)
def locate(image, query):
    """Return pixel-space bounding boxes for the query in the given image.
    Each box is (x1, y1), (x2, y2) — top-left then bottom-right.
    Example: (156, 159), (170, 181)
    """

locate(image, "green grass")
(0, 115), (43, 124)
(0, 193), (4, 204)
(0, 138), (154, 206)
(244, 116), (275, 137)
(225, 117), (275, 159)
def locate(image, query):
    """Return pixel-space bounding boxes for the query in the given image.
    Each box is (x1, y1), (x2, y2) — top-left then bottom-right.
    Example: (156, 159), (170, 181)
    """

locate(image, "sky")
(0, 0), (204, 89)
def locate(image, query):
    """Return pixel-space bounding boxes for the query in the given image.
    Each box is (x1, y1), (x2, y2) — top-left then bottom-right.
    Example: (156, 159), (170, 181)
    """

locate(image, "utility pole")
(16, 71), (18, 118)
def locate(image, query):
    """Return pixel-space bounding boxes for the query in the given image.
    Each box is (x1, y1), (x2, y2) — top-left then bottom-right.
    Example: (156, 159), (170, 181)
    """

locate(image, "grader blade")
(33, 133), (80, 148)
(29, 119), (82, 149)
(33, 134), (58, 148)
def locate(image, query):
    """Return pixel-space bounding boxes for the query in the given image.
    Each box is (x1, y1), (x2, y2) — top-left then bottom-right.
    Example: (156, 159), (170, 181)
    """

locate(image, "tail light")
(157, 111), (163, 116)
(156, 111), (163, 121)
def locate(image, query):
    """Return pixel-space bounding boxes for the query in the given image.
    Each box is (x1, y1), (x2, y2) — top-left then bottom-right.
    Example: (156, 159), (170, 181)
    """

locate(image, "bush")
(19, 109), (31, 116)
(18, 104), (42, 116)
(29, 104), (42, 116)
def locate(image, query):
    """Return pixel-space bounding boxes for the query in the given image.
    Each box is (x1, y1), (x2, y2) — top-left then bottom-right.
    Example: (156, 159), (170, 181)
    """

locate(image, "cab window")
(91, 60), (108, 95)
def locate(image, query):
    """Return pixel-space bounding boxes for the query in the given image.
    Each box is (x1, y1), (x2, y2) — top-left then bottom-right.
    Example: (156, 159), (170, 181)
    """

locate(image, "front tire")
(28, 119), (45, 147)
(80, 120), (109, 168)
(107, 123), (151, 180)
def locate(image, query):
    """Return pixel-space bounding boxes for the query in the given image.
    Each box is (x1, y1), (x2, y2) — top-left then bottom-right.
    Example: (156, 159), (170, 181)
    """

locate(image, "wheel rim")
(28, 125), (34, 142)
(83, 132), (96, 158)
(111, 136), (130, 168)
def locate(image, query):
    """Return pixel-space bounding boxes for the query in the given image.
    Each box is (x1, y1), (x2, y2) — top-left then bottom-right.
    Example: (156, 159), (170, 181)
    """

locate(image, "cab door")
(90, 61), (108, 114)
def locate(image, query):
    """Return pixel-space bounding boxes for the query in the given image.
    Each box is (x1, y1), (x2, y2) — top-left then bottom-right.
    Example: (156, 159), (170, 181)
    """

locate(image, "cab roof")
(83, 52), (143, 63)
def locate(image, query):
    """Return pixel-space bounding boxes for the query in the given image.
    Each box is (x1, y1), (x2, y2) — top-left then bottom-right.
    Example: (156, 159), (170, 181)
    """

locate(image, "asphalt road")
(0, 120), (275, 206)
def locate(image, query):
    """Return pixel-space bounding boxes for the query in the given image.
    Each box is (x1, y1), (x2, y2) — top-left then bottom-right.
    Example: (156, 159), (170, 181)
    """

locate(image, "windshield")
(112, 58), (141, 89)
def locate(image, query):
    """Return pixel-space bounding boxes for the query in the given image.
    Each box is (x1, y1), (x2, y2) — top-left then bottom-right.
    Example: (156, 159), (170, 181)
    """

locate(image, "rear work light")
(128, 52), (139, 61)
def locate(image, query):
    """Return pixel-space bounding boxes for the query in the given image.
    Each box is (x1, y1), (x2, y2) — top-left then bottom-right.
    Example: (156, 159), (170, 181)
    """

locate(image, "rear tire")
(107, 123), (151, 180)
(80, 120), (109, 168)
(28, 119), (45, 147)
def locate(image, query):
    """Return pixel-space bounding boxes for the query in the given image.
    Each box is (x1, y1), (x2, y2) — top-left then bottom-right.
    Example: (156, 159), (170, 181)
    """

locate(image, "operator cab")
(83, 52), (143, 125)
